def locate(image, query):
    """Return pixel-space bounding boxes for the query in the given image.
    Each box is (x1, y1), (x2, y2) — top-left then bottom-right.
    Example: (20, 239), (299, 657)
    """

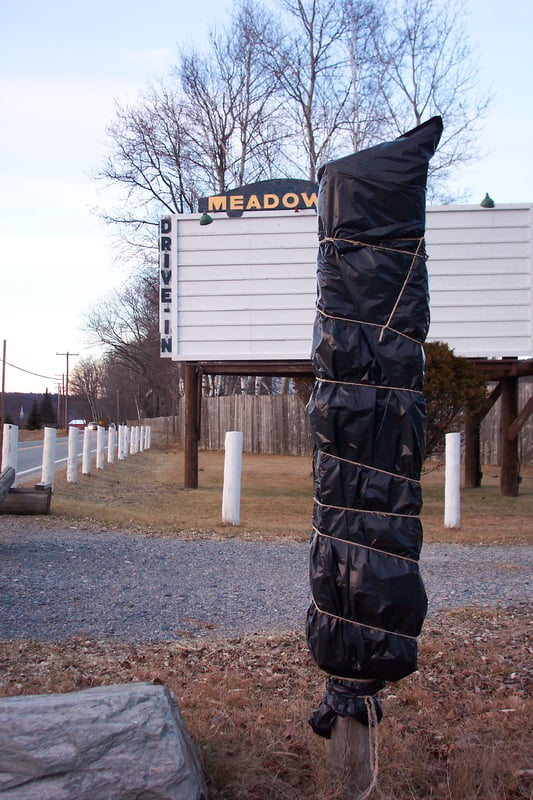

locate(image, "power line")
(1, 359), (57, 381)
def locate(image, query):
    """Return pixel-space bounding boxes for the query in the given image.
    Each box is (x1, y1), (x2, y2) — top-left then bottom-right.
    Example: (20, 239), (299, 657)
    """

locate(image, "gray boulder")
(0, 682), (208, 799)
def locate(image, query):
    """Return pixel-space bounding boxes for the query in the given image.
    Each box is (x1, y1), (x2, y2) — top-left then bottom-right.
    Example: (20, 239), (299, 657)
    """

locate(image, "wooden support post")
(184, 363), (199, 489)
(464, 411), (482, 488)
(330, 717), (372, 799)
(500, 376), (519, 496)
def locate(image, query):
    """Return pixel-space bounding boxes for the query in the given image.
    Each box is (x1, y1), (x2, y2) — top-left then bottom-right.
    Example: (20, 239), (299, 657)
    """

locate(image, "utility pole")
(56, 351), (78, 430)
(0, 339), (6, 456)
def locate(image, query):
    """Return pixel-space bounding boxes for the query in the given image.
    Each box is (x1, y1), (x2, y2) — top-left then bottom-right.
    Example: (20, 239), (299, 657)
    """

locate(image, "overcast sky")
(1, 0), (531, 395)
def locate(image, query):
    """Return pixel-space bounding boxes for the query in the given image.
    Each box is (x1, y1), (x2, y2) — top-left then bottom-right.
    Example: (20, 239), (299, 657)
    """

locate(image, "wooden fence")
(142, 378), (533, 465)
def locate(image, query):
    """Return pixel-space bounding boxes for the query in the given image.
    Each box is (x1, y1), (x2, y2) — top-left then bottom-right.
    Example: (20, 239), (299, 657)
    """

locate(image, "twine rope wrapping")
(319, 235), (424, 259)
(358, 695), (380, 800)
(380, 236), (425, 342)
(317, 234), (426, 346)
(314, 497), (420, 521)
(312, 525), (418, 564)
(316, 376), (423, 395)
(317, 448), (421, 484)
(317, 306), (422, 345)
(311, 596), (418, 641)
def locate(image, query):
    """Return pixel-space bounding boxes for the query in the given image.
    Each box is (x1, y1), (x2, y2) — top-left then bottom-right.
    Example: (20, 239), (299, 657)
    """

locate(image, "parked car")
(87, 422), (99, 430)
(68, 420), (86, 429)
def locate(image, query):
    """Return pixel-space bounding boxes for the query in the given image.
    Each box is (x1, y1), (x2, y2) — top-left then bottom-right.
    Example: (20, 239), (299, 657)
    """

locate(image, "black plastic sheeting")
(306, 117), (443, 737)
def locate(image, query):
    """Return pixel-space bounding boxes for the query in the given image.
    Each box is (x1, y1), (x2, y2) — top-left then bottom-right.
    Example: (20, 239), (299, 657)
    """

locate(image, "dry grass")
(45, 442), (533, 544)
(5, 442), (533, 798)
(0, 608), (531, 799)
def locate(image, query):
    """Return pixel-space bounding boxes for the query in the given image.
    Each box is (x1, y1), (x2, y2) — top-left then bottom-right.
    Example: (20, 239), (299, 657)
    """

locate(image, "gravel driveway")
(0, 519), (530, 643)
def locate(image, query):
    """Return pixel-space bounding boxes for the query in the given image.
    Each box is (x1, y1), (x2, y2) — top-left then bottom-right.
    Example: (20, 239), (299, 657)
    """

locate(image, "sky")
(1, 0), (532, 396)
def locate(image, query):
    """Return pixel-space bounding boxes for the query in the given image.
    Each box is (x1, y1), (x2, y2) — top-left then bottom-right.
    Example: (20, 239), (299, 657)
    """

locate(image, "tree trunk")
(0, 487), (52, 515)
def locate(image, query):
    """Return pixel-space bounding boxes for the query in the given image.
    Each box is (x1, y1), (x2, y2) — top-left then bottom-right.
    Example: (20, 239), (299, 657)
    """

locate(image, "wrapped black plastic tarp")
(306, 117), (443, 737)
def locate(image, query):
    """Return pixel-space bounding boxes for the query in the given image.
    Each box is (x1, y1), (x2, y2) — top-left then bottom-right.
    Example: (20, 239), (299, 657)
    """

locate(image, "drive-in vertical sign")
(159, 216), (174, 357)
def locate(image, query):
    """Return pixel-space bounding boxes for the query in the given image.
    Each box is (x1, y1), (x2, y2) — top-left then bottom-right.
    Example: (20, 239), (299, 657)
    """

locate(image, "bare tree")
(84, 273), (182, 418)
(178, 0), (286, 191)
(263, 0), (356, 181)
(373, 0), (491, 199)
(341, 0), (391, 151)
(70, 357), (106, 422)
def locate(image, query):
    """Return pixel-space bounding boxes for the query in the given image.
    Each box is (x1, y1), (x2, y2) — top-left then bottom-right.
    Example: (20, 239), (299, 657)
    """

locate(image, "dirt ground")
(2, 443), (532, 798)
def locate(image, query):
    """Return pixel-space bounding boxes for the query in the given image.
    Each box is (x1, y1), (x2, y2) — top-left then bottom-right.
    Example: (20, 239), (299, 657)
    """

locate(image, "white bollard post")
(1, 424), (18, 486)
(96, 425), (105, 470)
(147, 426), (152, 449)
(444, 431), (461, 528)
(140, 426), (145, 451)
(125, 426), (131, 457)
(118, 425), (125, 460)
(222, 431), (243, 526)
(82, 427), (92, 475)
(107, 426), (115, 464)
(130, 427), (136, 455)
(67, 425), (79, 484)
(41, 427), (57, 489)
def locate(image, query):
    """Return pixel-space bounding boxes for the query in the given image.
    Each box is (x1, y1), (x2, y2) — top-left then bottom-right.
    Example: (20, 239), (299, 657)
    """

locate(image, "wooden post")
(330, 717), (372, 799)
(39, 427), (57, 490)
(500, 376), (519, 496)
(82, 427), (92, 475)
(96, 425), (105, 469)
(67, 425), (79, 483)
(107, 426), (115, 464)
(184, 363), (199, 489)
(222, 431), (243, 525)
(118, 425), (126, 460)
(444, 432), (461, 528)
(464, 410), (482, 488)
(1, 424), (18, 486)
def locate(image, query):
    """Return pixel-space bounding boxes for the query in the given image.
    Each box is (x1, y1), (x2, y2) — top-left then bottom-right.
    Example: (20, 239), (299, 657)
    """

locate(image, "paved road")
(16, 437), (69, 479)
(0, 520), (530, 644)
(15, 435), (100, 482)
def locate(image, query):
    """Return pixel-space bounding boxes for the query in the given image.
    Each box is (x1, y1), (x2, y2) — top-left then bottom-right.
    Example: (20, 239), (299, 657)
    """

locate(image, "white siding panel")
(180, 308), (314, 326)
(427, 258), (528, 276)
(182, 324), (312, 342)
(178, 278), (316, 297)
(427, 206), (528, 229)
(180, 250), (317, 269)
(426, 336), (532, 359)
(182, 293), (316, 312)
(429, 273), (529, 291)
(426, 226), (528, 245)
(430, 305), (529, 322)
(427, 241), (529, 260)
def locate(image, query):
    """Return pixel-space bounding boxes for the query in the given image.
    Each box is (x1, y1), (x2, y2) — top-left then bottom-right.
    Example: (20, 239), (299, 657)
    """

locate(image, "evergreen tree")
(39, 389), (57, 426)
(26, 399), (42, 430)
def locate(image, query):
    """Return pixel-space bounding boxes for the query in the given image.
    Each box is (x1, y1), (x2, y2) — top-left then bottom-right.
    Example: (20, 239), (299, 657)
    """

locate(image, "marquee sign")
(159, 202), (533, 362)
(198, 178), (318, 217)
